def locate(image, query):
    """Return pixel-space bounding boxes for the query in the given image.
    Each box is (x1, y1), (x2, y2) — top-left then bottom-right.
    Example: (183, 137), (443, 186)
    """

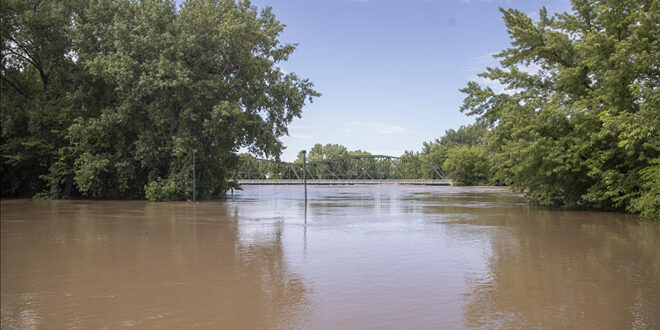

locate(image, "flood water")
(1, 185), (659, 329)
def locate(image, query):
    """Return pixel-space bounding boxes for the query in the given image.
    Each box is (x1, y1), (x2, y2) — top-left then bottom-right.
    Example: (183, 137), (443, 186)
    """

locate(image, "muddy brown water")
(1, 186), (659, 329)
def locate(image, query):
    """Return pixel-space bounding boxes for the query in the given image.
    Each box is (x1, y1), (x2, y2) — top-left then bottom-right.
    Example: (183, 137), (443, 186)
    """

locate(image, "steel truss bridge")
(229, 155), (451, 185)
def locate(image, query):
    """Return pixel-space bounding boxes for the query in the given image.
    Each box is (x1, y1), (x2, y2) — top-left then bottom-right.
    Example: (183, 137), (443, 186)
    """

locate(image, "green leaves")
(73, 152), (110, 198)
(461, 0), (660, 218)
(1, 0), (84, 197)
(410, 124), (491, 181)
(68, 0), (318, 200)
(630, 158), (660, 219)
(2, 0), (318, 200)
(443, 146), (490, 186)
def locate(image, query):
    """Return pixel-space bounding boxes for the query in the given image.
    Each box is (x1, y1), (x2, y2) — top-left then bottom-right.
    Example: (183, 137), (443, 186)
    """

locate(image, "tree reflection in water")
(0, 200), (310, 329)
(461, 209), (660, 328)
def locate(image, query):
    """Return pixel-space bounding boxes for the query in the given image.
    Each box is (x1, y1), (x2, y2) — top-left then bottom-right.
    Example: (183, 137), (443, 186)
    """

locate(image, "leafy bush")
(443, 146), (490, 186)
(144, 178), (185, 202)
(629, 159), (660, 220)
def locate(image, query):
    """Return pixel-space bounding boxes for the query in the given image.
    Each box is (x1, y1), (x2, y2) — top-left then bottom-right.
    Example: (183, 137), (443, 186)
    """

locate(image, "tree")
(436, 124), (489, 149)
(1, 0), (318, 200)
(294, 143), (373, 179)
(460, 0), (659, 217)
(399, 150), (424, 179)
(296, 143), (348, 163)
(443, 146), (490, 186)
(414, 124), (491, 180)
(1, 0), (85, 197)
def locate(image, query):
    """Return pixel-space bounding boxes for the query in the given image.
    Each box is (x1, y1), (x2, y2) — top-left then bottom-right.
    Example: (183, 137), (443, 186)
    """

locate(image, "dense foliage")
(1, 0), (318, 201)
(404, 124), (492, 183)
(460, 0), (659, 217)
(294, 143), (371, 163)
(442, 146), (491, 186)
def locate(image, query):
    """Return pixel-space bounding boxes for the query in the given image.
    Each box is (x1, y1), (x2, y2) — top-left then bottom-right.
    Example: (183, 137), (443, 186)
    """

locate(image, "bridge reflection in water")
(230, 154), (450, 185)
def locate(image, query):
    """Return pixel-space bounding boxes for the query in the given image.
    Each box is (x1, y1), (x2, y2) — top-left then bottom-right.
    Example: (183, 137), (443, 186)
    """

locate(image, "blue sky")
(244, 0), (573, 160)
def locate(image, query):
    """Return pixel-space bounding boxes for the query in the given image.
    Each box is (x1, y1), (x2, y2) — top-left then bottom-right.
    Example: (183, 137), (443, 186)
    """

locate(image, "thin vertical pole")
(193, 149), (197, 203)
(303, 150), (307, 203)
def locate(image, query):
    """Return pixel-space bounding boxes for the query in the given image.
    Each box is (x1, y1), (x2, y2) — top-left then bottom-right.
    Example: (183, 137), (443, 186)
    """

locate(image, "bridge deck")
(234, 179), (452, 185)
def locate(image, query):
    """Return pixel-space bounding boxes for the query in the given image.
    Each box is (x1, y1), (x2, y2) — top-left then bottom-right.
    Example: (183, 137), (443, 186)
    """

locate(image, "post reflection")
(304, 202), (308, 258)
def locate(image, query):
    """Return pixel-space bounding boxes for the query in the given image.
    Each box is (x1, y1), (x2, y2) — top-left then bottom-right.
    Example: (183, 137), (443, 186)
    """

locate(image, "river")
(1, 185), (659, 329)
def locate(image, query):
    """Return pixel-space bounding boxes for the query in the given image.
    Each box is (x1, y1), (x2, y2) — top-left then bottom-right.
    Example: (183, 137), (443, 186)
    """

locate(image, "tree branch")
(1, 75), (30, 100)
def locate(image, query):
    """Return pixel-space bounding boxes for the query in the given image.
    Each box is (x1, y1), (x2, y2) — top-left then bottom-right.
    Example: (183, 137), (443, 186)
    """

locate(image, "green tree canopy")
(295, 143), (370, 163)
(443, 146), (491, 186)
(1, 0), (86, 197)
(406, 124), (491, 180)
(460, 0), (659, 217)
(1, 0), (318, 200)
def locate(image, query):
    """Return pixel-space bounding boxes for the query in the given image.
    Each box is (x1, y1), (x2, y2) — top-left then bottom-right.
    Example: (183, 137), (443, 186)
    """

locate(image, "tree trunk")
(63, 173), (74, 197)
